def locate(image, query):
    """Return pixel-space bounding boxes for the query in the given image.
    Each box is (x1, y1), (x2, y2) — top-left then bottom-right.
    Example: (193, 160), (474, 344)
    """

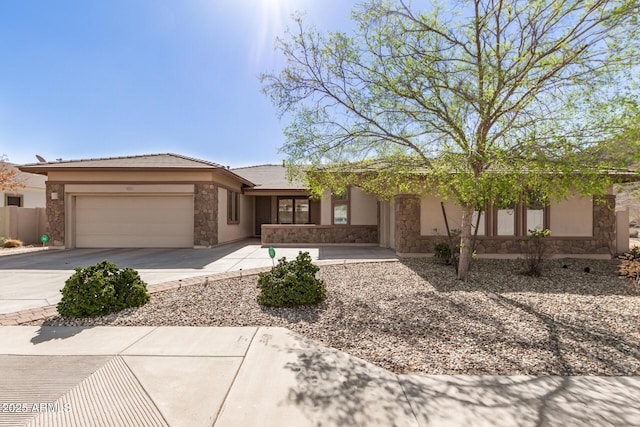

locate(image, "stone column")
(45, 183), (65, 246)
(395, 195), (420, 253)
(593, 194), (616, 255)
(194, 183), (218, 246)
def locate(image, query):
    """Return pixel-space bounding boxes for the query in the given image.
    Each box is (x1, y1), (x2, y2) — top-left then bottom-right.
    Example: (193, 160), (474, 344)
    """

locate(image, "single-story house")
(19, 153), (633, 256)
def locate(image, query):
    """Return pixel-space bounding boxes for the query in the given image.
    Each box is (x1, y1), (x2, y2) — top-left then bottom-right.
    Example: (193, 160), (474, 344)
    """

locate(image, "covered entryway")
(75, 195), (194, 248)
(255, 196), (272, 236)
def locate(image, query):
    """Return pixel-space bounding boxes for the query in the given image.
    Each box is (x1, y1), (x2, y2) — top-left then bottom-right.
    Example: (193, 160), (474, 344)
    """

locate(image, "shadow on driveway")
(0, 239), (264, 270)
(0, 240), (398, 271)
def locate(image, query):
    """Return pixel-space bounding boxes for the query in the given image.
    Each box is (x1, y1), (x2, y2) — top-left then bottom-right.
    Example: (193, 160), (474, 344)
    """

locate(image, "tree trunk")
(457, 205), (475, 281)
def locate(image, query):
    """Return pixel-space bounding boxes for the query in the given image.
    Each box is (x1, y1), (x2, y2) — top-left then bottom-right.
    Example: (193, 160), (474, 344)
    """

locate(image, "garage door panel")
(76, 223), (192, 236)
(75, 196), (194, 248)
(76, 234), (192, 248)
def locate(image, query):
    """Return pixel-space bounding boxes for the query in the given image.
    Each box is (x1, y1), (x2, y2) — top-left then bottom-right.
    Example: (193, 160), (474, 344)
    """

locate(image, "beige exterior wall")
(320, 190), (332, 225)
(350, 188), (378, 226)
(47, 171), (214, 182)
(0, 167), (46, 208)
(420, 194), (463, 235)
(319, 188), (378, 226)
(550, 195), (593, 237)
(212, 170), (247, 190)
(0, 206), (47, 244)
(1, 188), (45, 208)
(419, 193), (595, 238)
(64, 184), (194, 194)
(217, 187), (253, 244)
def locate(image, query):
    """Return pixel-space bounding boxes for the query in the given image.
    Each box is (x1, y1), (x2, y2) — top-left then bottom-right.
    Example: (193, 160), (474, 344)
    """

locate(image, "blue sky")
(0, 0), (354, 167)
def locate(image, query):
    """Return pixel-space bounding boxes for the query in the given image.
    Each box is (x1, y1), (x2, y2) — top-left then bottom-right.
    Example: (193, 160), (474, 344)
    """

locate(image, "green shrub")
(523, 229), (551, 277)
(57, 260), (150, 317)
(257, 251), (326, 307)
(434, 242), (452, 264)
(618, 247), (640, 293)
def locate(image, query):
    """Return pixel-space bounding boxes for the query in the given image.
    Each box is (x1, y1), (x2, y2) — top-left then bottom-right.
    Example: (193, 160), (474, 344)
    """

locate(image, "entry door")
(255, 196), (272, 235)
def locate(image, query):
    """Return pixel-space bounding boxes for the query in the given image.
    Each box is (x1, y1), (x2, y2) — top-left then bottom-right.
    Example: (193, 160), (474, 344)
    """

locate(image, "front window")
(496, 201), (516, 236)
(5, 194), (22, 207)
(227, 190), (239, 223)
(472, 210), (485, 236)
(332, 189), (349, 225)
(526, 191), (546, 234)
(278, 197), (310, 224)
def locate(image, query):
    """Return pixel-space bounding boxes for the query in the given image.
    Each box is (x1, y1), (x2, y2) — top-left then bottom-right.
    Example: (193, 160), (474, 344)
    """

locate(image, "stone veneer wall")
(395, 196), (422, 253)
(45, 183), (65, 246)
(261, 225), (378, 245)
(194, 183), (218, 246)
(395, 194), (617, 255)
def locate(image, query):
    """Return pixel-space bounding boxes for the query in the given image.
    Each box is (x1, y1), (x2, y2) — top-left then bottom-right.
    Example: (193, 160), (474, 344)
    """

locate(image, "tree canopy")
(262, 0), (640, 279)
(0, 155), (21, 192)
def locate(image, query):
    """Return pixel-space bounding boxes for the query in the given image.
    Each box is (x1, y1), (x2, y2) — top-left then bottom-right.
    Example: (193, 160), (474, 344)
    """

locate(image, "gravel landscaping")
(34, 258), (639, 376)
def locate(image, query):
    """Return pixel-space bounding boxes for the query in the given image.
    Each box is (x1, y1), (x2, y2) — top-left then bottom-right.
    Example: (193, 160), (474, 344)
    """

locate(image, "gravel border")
(33, 258), (640, 376)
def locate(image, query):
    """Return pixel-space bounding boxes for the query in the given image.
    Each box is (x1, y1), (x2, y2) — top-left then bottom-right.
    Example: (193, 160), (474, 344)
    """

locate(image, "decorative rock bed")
(32, 258), (640, 376)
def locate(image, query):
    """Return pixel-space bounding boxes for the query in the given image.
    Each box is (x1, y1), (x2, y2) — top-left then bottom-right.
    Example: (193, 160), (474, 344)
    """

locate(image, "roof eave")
(18, 165), (258, 187)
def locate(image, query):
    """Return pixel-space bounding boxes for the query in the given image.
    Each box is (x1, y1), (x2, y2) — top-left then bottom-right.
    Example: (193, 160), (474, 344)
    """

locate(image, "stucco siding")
(550, 195), (593, 237)
(1, 188), (45, 208)
(47, 171), (214, 182)
(350, 188), (378, 225)
(64, 184), (194, 194)
(217, 188), (253, 244)
(320, 190), (332, 225)
(420, 195), (463, 235)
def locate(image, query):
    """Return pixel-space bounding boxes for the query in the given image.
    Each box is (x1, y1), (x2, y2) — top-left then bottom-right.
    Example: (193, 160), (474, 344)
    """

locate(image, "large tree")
(262, 0), (640, 280)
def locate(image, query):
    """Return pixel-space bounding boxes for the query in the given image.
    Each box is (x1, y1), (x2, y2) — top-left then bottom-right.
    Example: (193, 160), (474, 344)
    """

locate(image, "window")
(5, 195), (22, 207)
(227, 190), (239, 223)
(487, 193), (549, 237)
(525, 191), (546, 234)
(332, 189), (349, 225)
(278, 197), (310, 224)
(496, 201), (516, 236)
(472, 210), (486, 236)
(294, 198), (309, 224)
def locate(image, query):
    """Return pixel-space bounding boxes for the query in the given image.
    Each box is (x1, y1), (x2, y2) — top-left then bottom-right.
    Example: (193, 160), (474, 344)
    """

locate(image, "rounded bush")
(57, 260), (150, 318)
(257, 251), (326, 307)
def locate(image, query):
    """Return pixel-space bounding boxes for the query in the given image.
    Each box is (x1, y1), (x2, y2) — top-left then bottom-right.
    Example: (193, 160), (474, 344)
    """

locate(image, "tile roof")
(20, 153), (226, 170)
(232, 164), (306, 190)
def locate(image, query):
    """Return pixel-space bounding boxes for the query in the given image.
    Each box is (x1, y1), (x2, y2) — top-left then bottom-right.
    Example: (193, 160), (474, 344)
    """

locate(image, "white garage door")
(75, 196), (194, 248)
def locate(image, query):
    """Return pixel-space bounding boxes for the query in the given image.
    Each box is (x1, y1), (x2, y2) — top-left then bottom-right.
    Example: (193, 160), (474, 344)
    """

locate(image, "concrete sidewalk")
(1, 326), (639, 427)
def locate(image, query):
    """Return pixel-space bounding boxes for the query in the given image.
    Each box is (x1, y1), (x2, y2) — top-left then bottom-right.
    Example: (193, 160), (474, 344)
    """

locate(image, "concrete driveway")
(0, 239), (396, 315)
